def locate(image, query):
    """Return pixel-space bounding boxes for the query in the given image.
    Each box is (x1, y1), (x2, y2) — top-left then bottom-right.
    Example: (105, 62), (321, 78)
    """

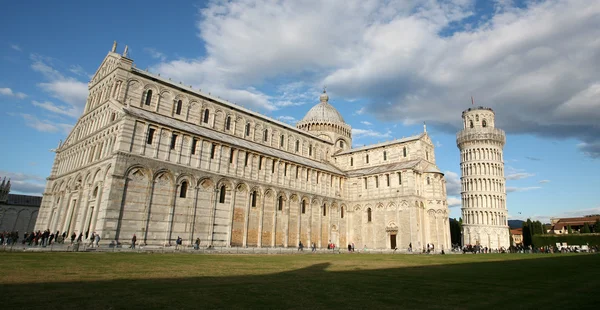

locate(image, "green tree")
(449, 218), (462, 246)
(594, 219), (600, 233)
(523, 219), (533, 247)
(582, 223), (591, 234)
(567, 225), (573, 234)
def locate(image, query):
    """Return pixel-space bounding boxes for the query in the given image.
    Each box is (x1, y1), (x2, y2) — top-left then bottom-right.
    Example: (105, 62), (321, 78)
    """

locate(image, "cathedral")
(34, 42), (451, 250)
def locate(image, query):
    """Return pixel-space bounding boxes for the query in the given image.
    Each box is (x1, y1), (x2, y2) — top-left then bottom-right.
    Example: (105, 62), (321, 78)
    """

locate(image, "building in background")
(0, 178), (41, 234)
(510, 228), (523, 246)
(34, 42), (451, 250)
(550, 216), (600, 234)
(457, 105), (510, 249)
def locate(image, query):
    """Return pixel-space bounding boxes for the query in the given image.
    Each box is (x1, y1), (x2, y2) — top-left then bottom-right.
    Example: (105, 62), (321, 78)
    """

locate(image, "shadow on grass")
(1, 254), (599, 309)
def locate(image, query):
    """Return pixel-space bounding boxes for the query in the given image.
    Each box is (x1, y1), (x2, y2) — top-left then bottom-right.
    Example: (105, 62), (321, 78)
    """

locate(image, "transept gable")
(89, 53), (122, 87)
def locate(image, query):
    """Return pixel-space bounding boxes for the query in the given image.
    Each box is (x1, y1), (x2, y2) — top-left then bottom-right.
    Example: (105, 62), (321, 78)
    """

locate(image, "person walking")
(298, 241), (304, 251)
(131, 234), (137, 249)
(194, 238), (200, 250)
(94, 233), (100, 247)
(70, 232), (76, 244)
(176, 236), (182, 250)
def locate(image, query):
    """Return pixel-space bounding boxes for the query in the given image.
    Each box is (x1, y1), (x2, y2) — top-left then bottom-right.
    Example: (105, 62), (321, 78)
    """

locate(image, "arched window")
(295, 140), (300, 152)
(225, 116), (231, 130)
(367, 208), (372, 222)
(341, 206), (344, 218)
(219, 185), (226, 203)
(340, 140), (344, 148)
(426, 151), (429, 161)
(323, 204), (327, 216)
(203, 109), (210, 123)
(366, 154), (369, 164)
(476, 115), (479, 122)
(263, 129), (269, 142)
(251, 191), (257, 207)
(309, 145), (313, 156)
(175, 100), (182, 115)
(93, 186), (98, 197)
(469, 120), (474, 128)
(180, 181), (188, 198)
(403, 147), (407, 157)
(144, 89), (152, 106)
(278, 196), (283, 211)
(280, 135), (284, 147)
(350, 157), (353, 166)
(482, 119), (487, 127)
(383, 151), (387, 161)
(301, 200), (306, 214)
(245, 123), (251, 136)
(427, 177), (430, 185)
(110, 113), (116, 122)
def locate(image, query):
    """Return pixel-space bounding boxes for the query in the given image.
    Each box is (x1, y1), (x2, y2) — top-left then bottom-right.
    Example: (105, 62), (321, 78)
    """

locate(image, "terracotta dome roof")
(300, 90), (345, 123)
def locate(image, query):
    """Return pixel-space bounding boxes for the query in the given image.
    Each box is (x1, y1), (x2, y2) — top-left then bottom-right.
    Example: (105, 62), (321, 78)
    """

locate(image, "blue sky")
(1, 0), (599, 222)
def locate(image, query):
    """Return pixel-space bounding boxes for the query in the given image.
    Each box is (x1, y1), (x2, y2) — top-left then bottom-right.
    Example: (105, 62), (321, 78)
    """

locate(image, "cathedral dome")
(300, 90), (345, 123)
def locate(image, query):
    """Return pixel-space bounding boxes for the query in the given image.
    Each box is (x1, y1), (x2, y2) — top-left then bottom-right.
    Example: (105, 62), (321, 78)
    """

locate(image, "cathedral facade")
(34, 43), (450, 250)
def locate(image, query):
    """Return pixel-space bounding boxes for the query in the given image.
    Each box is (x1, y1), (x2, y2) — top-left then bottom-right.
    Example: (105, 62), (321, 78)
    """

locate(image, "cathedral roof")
(336, 133), (425, 155)
(124, 106), (345, 175)
(425, 165), (443, 174)
(299, 90), (345, 124)
(345, 160), (420, 177)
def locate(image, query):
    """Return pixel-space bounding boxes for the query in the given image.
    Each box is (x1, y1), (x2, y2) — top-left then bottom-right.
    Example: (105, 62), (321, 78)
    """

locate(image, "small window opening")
(191, 139), (198, 155)
(278, 196), (283, 211)
(367, 208), (372, 222)
(144, 89), (152, 106)
(219, 185), (226, 203)
(147, 128), (155, 145)
(251, 191), (257, 207)
(175, 100), (182, 115)
(180, 181), (188, 198)
(170, 134), (177, 150)
(203, 109), (210, 123)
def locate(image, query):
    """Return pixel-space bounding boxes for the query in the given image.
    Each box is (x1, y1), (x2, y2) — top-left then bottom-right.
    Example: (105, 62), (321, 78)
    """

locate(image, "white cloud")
(0, 87), (27, 99)
(32, 100), (80, 118)
(361, 121), (372, 126)
(69, 65), (90, 78)
(10, 44), (22, 51)
(141, 0), (600, 157)
(0, 170), (46, 195)
(506, 172), (535, 180)
(506, 186), (542, 193)
(30, 54), (88, 117)
(444, 170), (461, 196)
(19, 113), (73, 134)
(351, 128), (391, 139)
(538, 179), (550, 184)
(510, 206), (600, 223)
(144, 47), (166, 61)
(447, 196), (462, 208)
(436, 141), (442, 148)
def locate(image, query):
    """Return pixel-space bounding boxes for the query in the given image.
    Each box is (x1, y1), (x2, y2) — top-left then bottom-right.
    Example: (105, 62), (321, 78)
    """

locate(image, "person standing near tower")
(457, 102), (509, 250)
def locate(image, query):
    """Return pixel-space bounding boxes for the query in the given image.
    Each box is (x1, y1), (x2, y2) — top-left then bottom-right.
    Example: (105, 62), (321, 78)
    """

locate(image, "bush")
(532, 234), (600, 247)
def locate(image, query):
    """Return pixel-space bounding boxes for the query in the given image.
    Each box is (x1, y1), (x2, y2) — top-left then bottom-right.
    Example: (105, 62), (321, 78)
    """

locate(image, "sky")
(0, 0), (599, 223)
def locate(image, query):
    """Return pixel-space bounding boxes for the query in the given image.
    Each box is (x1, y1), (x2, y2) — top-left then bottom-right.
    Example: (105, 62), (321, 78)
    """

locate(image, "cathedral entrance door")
(390, 234), (397, 249)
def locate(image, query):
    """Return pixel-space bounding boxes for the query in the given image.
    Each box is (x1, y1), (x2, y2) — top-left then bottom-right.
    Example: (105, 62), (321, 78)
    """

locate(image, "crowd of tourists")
(0, 229), (102, 248)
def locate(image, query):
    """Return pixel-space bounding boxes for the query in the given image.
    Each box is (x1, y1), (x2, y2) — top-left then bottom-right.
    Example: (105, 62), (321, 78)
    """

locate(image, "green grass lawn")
(0, 252), (598, 309)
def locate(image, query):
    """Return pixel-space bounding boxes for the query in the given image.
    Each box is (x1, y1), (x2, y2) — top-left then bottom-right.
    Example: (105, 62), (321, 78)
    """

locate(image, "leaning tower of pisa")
(456, 106), (509, 250)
